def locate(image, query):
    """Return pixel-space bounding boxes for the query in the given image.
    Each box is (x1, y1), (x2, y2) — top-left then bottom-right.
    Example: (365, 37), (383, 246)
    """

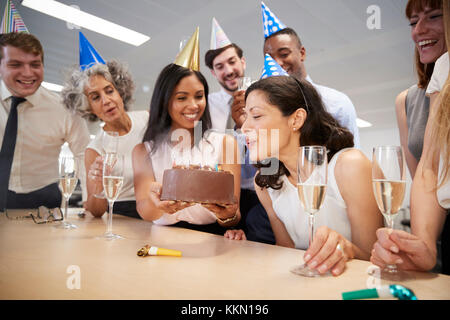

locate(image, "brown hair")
(0, 32), (44, 63)
(245, 76), (354, 190)
(204, 43), (243, 70)
(405, 0), (443, 88)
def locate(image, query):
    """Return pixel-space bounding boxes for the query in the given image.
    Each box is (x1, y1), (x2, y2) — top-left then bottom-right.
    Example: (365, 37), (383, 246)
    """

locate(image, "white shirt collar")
(0, 79), (42, 107)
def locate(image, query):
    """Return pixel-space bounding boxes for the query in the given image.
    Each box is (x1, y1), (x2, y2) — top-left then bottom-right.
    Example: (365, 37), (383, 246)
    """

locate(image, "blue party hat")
(79, 32), (105, 71)
(261, 1), (286, 38)
(260, 54), (288, 79)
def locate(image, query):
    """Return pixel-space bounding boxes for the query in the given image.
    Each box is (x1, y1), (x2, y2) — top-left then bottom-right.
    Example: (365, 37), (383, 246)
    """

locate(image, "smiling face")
(242, 89), (299, 163)
(84, 74), (126, 123)
(168, 74), (206, 131)
(263, 33), (306, 80)
(0, 45), (44, 98)
(211, 46), (246, 93)
(409, 6), (445, 64)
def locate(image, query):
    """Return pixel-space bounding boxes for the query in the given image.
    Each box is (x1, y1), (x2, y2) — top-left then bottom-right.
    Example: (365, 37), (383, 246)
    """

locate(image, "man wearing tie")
(205, 19), (264, 239)
(0, 32), (90, 211)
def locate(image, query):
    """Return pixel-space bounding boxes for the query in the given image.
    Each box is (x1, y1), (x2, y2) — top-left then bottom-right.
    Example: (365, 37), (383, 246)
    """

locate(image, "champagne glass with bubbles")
(98, 153), (124, 240)
(94, 131), (118, 198)
(57, 156), (79, 229)
(291, 146), (328, 277)
(372, 146), (407, 280)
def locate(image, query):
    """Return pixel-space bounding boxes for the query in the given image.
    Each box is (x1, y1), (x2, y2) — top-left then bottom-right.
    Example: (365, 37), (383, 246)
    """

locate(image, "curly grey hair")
(61, 60), (135, 122)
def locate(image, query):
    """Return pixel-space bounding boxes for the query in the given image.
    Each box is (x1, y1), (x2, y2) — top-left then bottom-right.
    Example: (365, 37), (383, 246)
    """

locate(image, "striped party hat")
(261, 1), (286, 38)
(260, 54), (288, 79)
(0, 0), (29, 34)
(210, 17), (232, 50)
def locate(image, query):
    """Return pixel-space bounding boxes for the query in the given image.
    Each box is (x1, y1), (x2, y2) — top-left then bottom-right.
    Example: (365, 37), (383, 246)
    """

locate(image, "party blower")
(137, 245), (182, 257)
(342, 284), (417, 300)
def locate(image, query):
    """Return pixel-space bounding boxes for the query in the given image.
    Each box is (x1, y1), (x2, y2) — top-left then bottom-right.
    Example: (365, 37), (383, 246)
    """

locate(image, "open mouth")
(105, 107), (117, 115)
(17, 79), (36, 87)
(418, 39), (438, 50)
(183, 112), (199, 121)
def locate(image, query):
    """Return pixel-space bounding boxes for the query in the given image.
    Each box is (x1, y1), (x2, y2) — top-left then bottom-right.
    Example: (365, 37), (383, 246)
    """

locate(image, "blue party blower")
(342, 284), (417, 300)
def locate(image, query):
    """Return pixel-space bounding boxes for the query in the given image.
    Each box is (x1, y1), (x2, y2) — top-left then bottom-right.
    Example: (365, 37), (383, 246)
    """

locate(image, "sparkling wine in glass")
(372, 146), (407, 281)
(94, 131), (119, 199)
(98, 153), (124, 240)
(291, 146), (328, 277)
(57, 156), (79, 229)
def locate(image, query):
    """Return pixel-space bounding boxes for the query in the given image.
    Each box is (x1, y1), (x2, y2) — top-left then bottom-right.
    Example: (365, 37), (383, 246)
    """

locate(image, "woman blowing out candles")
(225, 75), (383, 276)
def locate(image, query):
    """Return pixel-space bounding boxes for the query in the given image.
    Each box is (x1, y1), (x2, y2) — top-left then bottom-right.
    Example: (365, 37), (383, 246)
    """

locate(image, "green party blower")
(342, 284), (417, 300)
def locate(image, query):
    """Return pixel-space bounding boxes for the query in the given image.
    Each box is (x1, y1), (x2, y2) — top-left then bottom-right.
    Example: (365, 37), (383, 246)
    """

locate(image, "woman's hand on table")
(224, 229), (247, 240)
(370, 228), (436, 272)
(303, 226), (351, 276)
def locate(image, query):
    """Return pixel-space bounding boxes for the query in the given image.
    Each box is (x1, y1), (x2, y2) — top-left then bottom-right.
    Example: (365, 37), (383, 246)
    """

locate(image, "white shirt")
(267, 148), (353, 249)
(146, 131), (226, 225)
(208, 88), (233, 132)
(426, 51), (450, 209)
(0, 80), (90, 198)
(306, 75), (360, 148)
(87, 110), (149, 202)
(426, 52), (449, 96)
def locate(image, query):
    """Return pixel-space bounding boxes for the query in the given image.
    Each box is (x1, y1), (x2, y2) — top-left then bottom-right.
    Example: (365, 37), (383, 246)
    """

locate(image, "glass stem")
(107, 200), (113, 235)
(386, 215), (394, 230)
(308, 213), (315, 248)
(64, 197), (69, 221)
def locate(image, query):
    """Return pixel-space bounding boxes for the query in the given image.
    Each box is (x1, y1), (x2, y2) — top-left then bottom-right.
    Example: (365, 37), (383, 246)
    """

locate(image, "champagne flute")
(291, 146), (328, 277)
(238, 76), (252, 91)
(372, 146), (407, 280)
(99, 153), (124, 240)
(57, 156), (79, 229)
(94, 131), (119, 198)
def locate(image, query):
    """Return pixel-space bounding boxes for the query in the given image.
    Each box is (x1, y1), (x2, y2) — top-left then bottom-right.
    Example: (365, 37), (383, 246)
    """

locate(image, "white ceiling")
(3, 0), (415, 132)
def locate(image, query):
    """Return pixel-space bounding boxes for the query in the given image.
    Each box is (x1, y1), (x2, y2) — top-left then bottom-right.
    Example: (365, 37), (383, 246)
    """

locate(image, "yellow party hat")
(174, 27), (200, 71)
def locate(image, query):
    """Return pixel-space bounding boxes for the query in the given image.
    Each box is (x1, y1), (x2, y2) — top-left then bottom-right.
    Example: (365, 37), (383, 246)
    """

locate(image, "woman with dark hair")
(226, 76), (382, 276)
(132, 63), (242, 234)
(396, 0), (445, 178)
(62, 60), (148, 219)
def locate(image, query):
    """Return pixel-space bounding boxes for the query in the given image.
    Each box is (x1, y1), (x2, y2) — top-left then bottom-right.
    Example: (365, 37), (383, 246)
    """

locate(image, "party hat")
(174, 27), (200, 71)
(79, 31), (105, 71)
(260, 54), (288, 79)
(0, 0), (29, 34)
(210, 17), (232, 50)
(261, 1), (286, 38)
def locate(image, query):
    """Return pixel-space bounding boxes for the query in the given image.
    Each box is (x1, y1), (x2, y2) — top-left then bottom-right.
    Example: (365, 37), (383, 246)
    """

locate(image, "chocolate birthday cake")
(160, 167), (234, 205)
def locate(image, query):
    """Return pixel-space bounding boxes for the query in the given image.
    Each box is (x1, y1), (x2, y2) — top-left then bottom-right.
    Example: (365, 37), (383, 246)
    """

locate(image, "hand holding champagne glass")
(57, 156), (79, 229)
(372, 146), (407, 280)
(291, 146), (328, 277)
(99, 153), (124, 240)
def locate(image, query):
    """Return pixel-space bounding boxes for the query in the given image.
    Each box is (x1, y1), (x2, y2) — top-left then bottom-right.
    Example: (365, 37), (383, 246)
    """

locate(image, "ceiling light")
(356, 118), (372, 128)
(22, 0), (150, 46)
(42, 81), (63, 92)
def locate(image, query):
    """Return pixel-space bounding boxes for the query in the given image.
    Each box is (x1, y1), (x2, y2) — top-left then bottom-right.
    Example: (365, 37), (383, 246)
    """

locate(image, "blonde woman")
(370, 0), (449, 274)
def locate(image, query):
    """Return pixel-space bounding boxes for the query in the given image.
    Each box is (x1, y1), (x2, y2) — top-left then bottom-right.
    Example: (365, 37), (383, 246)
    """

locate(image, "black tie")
(0, 96), (26, 211)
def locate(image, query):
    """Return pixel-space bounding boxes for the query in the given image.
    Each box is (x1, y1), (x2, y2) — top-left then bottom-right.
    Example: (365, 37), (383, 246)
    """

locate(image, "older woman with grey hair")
(62, 60), (149, 219)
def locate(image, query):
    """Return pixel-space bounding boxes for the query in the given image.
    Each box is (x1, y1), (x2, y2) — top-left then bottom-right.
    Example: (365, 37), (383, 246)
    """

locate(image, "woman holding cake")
(132, 30), (242, 234)
(62, 33), (148, 219)
(226, 73), (383, 276)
